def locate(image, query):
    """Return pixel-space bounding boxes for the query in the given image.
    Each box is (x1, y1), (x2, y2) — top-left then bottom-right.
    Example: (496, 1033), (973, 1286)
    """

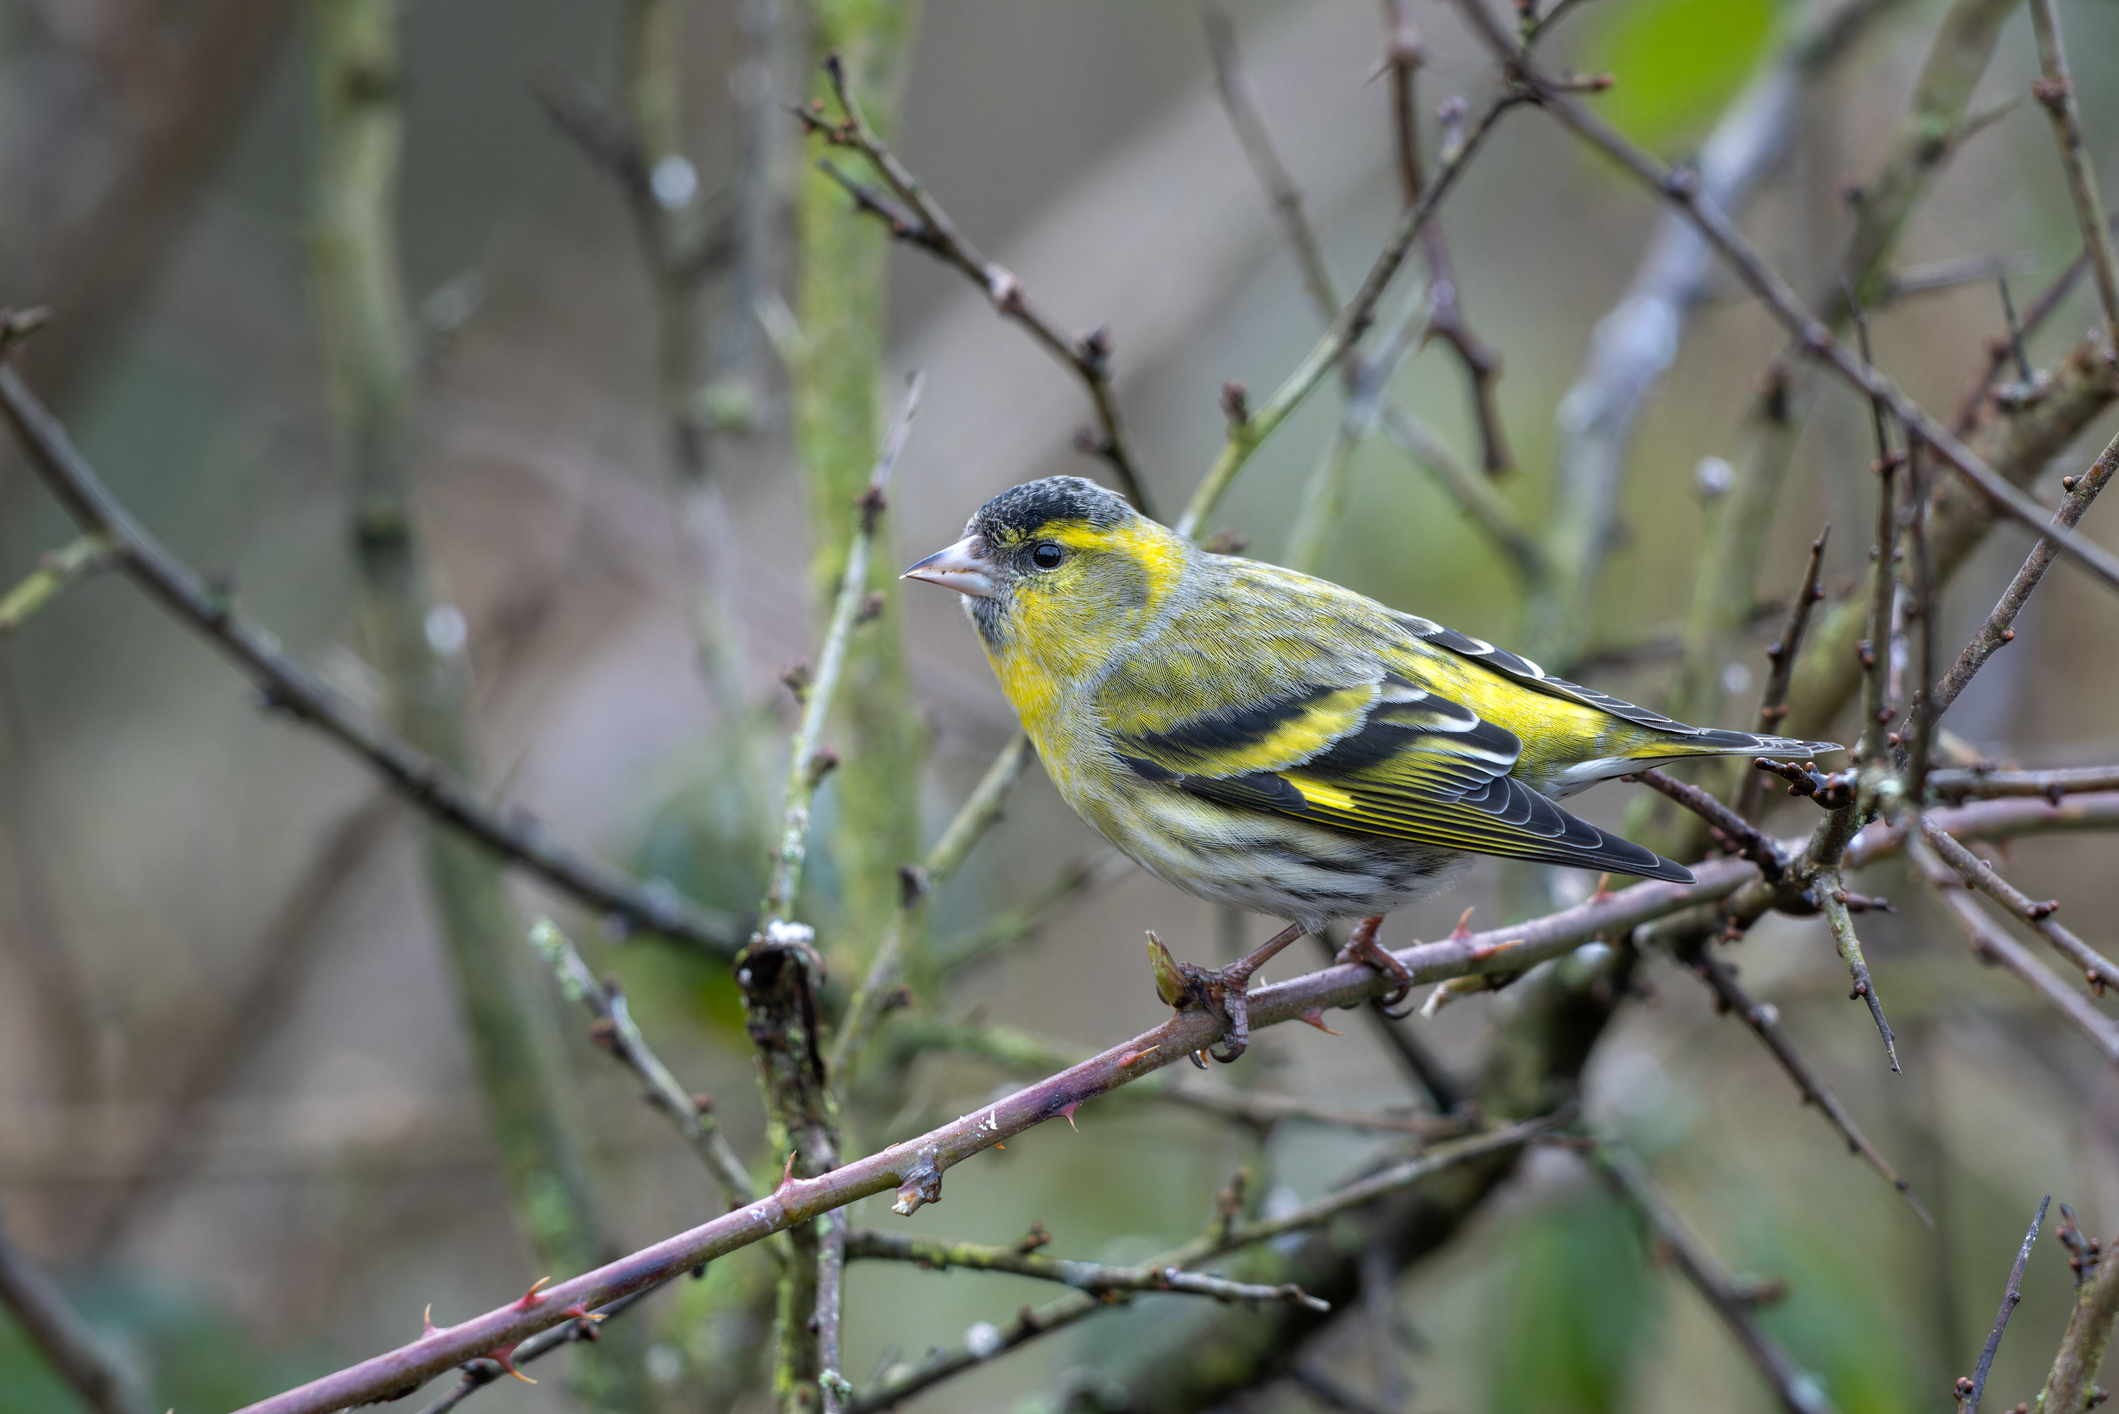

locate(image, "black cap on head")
(967, 476), (1131, 546)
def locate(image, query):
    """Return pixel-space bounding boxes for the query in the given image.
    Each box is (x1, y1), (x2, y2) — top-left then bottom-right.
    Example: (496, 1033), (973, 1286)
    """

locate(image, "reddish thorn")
(776, 1152), (798, 1191)
(1297, 1007), (1343, 1036)
(1117, 1045), (1159, 1067)
(1448, 906), (1476, 942)
(422, 1303), (439, 1338)
(489, 1342), (536, 1384)
(513, 1276), (551, 1311)
(1591, 873), (1613, 901)
(562, 1302), (603, 1323)
(1058, 1101), (1080, 1132)
(1470, 938), (1526, 963)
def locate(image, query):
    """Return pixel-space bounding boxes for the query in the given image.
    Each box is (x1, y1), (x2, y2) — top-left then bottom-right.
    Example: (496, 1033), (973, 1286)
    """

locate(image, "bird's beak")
(903, 536), (1000, 599)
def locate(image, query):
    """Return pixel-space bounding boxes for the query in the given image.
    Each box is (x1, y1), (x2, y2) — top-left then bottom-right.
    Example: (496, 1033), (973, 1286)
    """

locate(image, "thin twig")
(1681, 947), (1928, 1220)
(1934, 430), (2119, 716)
(1175, 90), (1521, 539)
(933, 846), (1131, 975)
(1964, 1197), (2050, 1414)
(0, 363), (744, 954)
(1202, 7), (1533, 570)
(1918, 818), (2116, 994)
(1630, 768), (1785, 880)
(844, 1228), (1329, 1310)
(1736, 527), (1830, 818)
(1911, 840), (2119, 1064)
(0, 1201), (152, 1414)
(843, 1118), (1558, 1414)
(1927, 765), (2119, 802)
(760, 374), (922, 925)
(1595, 1141), (1837, 1414)
(1848, 285), (1903, 774)
(1820, 869), (1899, 1071)
(0, 533), (115, 635)
(1202, 5), (1338, 320)
(531, 921), (760, 1207)
(803, 60), (1150, 513)
(1448, 0), (2119, 597)
(2028, 0), (2119, 345)
(829, 731), (1036, 1082)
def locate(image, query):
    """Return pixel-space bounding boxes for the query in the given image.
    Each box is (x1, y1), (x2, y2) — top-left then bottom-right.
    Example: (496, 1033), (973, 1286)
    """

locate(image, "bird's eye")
(1031, 541), (1064, 569)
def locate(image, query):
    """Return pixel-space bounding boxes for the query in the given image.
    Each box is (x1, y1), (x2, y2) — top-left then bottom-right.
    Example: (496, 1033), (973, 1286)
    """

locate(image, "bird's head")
(904, 476), (1187, 677)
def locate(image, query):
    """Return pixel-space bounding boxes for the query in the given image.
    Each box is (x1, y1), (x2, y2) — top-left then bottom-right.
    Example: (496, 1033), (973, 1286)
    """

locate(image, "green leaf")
(1578, 0), (1778, 149)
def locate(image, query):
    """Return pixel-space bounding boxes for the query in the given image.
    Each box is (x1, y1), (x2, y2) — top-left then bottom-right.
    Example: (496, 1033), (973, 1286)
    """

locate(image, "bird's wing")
(1110, 672), (1693, 883)
(1389, 612), (1835, 758)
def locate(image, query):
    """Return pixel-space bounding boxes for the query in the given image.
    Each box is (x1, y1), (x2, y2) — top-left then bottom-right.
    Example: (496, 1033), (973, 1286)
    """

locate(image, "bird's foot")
(1337, 915), (1417, 1017)
(1151, 923), (1306, 1065)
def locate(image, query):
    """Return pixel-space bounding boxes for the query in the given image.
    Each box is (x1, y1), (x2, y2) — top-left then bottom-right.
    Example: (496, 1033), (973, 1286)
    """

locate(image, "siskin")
(905, 476), (1837, 1058)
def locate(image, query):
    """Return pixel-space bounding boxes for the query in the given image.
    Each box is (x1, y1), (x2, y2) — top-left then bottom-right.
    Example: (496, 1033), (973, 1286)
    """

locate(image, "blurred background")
(2, 0), (2117, 1411)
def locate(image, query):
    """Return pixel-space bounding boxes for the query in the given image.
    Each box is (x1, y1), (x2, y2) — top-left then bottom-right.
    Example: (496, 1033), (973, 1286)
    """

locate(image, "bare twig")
(1202, 8), (1534, 571)
(804, 60), (1150, 513)
(1449, 0), (2119, 597)
(1595, 1142), (1837, 1414)
(1918, 818), (2116, 994)
(1735, 527), (1830, 819)
(1848, 288), (1904, 774)
(0, 1202), (152, 1414)
(1820, 875), (1900, 1071)
(761, 374), (921, 925)
(531, 922), (759, 1207)
(1681, 947), (1928, 1220)
(1911, 840), (2119, 1064)
(1934, 430), (2119, 716)
(1963, 1197), (2050, 1414)
(1630, 768), (1786, 880)
(845, 1228), (1329, 1310)
(2036, 1212), (2119, 1414)
(0, 534), (116, 636)
(1927, 765), (2119, 802)
(1202, 5), (1338, 320)
(2028, 0), (2119, 345)
(0, 364), (744, 955)
(843, 1118), (1557, 1414)
(1176, 91), (1521, 539)
(829, 731), (1037, 1081)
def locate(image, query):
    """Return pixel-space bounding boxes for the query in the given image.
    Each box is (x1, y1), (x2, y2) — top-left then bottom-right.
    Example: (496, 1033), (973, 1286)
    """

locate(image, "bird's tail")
(1636, 726), (1842, 763)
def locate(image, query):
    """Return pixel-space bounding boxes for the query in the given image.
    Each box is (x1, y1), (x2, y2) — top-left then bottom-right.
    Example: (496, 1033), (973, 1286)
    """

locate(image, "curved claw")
(1373, 992), (1418, 1020)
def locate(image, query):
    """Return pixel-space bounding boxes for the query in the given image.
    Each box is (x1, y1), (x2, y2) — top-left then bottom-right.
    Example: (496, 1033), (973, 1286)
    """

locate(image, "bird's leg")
(1174, 921), (1306, 1064)
(1336, 915), (1417, 1016)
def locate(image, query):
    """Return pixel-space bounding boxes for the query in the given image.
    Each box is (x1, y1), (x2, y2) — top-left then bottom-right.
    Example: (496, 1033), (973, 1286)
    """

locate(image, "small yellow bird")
(905, 477), (1837, 1057)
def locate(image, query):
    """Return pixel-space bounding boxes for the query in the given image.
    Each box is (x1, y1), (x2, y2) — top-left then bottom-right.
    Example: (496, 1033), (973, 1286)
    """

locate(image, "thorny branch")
(223, 786), (2119, 1414)
(801, 58), (1151, 514)
(409, 1293), (648, 1414)
(0, 360), (744, 956)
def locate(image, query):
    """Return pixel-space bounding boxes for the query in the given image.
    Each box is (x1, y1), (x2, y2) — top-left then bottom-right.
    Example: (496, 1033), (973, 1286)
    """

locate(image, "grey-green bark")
(305, 3), (646, 1406)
